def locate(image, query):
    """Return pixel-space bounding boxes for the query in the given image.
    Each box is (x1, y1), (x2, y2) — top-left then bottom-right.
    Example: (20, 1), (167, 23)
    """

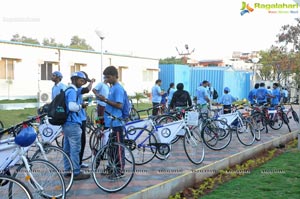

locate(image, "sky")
(0, 0), (299, 59)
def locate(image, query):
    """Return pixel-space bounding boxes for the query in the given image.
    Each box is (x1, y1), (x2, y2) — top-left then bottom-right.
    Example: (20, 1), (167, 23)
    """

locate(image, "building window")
(118, 66), (128, 82)
(0, 58), (15, 80)
(143, 70), (154, 82)
(41, 62), (53, 80)
(70, 63), (82, 74)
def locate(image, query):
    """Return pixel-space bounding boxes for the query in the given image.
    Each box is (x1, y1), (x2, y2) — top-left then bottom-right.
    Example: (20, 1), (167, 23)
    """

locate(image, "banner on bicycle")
(39, 123), (62, 143)
(125, 119), (152, 140)
(156, 120), (185, 143)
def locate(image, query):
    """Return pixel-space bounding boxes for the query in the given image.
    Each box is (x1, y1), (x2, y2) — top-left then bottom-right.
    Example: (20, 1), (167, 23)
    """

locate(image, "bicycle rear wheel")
(31, 145), (74, 193)
(282, 112), (291, 132)
(92, 142), (135, 193)
(269, 114), (283, 130)
(236, 119), (255, 146)
(183, 126), (205, 165)
(250, 112), (268, 140)
(201, 119), (232, 150)
(12, 159), (66, 199)
(292, 110), (299, 123)
(1, 174), (33, 199)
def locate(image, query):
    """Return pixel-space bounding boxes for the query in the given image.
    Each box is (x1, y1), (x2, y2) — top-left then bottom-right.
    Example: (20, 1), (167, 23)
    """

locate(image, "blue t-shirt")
(77, 87), (87, 121)
(218, 93), (237, 105)
(52, 82), (67, 100)
(248, 88), (257, 104)
(255, 87), (268, 103)
(94, 82), (110, 106)
(64, 85), (82, 125)
(271, 88), (281, 105)
(152, 85), (162, 103)
(196, 86), (208, 105)
(161, 93), (168, 104)
(167, 88), (176, 105)
(104, 82), (124, 128)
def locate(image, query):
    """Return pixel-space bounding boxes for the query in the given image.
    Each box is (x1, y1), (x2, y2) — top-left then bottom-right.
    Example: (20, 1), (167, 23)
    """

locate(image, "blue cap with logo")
(52, 71), (63, 78)
(71, 71), (86, 79)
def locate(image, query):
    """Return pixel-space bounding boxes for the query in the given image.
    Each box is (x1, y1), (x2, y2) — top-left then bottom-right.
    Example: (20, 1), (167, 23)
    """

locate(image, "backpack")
(47, 87), (74, 125)
(213, 89), (219, 100)
(122, 90), (132, 119)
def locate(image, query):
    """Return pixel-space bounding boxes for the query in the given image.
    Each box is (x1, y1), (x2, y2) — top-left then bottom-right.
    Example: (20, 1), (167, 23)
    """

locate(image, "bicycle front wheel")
(31, 145), (74, 193)
(201, 119), (232, 150)
(183, 126), (205, 165)
(12, 159), (66, 199)
(236, 118), (255, 146)
(92, 142), (135, 193)
(1, 174), (33, 199)
(124, 127), (157, 165)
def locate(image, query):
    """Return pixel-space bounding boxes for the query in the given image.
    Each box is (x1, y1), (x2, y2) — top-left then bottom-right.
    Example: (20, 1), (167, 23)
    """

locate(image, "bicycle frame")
(0, 137), (44, 191)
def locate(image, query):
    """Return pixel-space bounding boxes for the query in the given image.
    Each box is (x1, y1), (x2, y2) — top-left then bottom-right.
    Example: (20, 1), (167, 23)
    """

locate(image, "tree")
(159, 56), (184, 64)
(69, 35), (94, 51)
(130, 92), (147, 108)
(42, 38), (65, 47)
(275, 18), (300, 89)
(11, 34), (40, 44)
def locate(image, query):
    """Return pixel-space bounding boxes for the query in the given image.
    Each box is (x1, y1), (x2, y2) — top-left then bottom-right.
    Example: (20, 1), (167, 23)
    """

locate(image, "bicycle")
(0, 117), (66, 198)
(0, 174), (33, 199)
(91, 111), (135, 193)
(201, 106), (255, 150)
(124, 108), (205, 165)
(285, 103), (299, 123)
(28, 114), (74, 193)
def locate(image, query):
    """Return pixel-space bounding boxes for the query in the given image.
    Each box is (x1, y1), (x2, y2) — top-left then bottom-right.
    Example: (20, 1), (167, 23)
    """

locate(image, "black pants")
(79, 120), (86, 165)
(152, 102), (160, 116)
(109, 126), (125, 170)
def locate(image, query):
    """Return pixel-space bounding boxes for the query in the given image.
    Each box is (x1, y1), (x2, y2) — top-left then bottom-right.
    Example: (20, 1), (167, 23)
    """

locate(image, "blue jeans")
(63, 123), (82, 175)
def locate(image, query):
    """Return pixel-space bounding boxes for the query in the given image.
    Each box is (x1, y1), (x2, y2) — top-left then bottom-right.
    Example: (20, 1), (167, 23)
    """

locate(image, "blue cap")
(52, 71), (63, 78)
(71, 71), (86, 79)
(224, 87), (230, 92)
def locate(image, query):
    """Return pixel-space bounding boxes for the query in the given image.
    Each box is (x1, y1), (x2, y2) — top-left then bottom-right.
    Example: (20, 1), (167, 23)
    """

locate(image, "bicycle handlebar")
(0, 113), (47, 136)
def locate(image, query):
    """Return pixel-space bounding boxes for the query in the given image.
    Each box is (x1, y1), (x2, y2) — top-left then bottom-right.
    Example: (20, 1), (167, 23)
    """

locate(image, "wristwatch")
(104, 99), (108, 103)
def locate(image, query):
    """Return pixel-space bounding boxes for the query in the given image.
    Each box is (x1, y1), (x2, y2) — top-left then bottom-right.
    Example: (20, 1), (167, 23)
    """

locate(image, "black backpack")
(47, 87), (74, 125)
(213, 89), (219, 100)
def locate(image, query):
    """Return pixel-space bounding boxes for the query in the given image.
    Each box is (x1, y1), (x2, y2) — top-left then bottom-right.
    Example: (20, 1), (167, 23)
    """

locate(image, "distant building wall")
(0, 40), (159, 101)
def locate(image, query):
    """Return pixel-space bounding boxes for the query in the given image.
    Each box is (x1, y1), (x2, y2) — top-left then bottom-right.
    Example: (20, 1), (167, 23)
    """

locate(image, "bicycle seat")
(15, 126), (37, 147)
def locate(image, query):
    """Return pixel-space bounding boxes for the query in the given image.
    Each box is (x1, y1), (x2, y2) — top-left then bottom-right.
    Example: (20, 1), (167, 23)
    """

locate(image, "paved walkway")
(66, 106), (300, 199)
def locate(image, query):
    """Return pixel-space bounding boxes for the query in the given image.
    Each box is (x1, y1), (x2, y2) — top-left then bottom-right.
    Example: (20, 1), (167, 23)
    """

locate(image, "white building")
(0, 40), (159, 103)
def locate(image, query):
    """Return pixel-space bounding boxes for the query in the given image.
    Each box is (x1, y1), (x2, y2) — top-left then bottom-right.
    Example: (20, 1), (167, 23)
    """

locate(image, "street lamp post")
(251, 57), (260, 86)
(95, 28), (105, 82)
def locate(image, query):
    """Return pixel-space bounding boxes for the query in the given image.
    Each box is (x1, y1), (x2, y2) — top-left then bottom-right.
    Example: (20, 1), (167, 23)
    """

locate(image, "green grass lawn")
(0, 102), (152, 128)
(0, 98), (37, 104)
(201, 149), (300, 199)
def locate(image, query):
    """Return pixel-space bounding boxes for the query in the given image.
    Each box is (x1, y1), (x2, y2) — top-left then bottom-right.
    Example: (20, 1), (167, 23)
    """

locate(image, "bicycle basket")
(184, 111), (199, 126)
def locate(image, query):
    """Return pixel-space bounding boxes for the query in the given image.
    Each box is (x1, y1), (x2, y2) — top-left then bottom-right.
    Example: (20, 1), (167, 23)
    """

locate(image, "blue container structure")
(159, 64), (251, 100)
